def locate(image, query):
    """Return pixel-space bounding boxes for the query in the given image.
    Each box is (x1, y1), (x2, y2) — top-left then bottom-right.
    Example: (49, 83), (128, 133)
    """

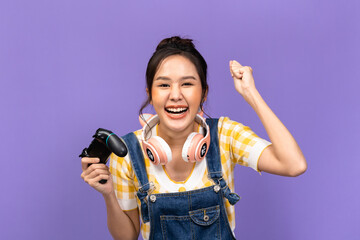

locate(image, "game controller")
(79, 128), (128, 184)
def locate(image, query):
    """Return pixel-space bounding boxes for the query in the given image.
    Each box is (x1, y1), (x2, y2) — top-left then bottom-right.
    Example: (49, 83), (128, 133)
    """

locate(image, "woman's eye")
(183, 82), (193, 86)
(158, 84), (169, 87)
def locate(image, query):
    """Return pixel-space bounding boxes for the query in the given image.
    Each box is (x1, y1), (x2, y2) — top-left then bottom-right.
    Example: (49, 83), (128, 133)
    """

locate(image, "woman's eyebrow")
(154, 76), (171, 81)
(181, 76), (197, 80)
(155, 76), (197, 81)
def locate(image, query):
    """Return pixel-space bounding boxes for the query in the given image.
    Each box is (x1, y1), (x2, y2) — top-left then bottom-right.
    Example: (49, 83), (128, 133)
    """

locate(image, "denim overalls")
(122, 118), (241, 240)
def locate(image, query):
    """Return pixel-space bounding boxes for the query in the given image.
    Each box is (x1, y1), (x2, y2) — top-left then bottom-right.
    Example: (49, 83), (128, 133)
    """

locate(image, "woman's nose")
(169, 85), (182, 101)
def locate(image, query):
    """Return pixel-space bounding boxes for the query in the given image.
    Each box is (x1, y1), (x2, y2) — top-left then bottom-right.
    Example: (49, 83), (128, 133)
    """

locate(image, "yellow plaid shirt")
(109, 116), (271, 240)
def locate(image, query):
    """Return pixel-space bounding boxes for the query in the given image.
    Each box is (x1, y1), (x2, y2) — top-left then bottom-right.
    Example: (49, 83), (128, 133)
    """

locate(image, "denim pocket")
(189, 205), (220, 226)
(160, 205), (221, 240)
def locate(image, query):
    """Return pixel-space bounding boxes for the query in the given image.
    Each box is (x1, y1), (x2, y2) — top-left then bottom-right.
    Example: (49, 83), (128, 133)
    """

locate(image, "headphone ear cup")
(142, 140), (159, 165)
(147, 136), (172, 165)
(182, 132), (203, 163)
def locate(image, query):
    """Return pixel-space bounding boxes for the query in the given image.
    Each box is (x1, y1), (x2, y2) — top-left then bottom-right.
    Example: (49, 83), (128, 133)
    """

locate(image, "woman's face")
(150, 55), (203, 134)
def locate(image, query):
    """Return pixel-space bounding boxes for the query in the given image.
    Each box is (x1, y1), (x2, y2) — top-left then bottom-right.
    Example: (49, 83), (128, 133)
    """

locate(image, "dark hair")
(139, 36), (209, 118)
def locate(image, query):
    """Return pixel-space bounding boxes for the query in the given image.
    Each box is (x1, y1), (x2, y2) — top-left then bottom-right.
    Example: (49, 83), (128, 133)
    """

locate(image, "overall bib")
(122, 118), (241, 240)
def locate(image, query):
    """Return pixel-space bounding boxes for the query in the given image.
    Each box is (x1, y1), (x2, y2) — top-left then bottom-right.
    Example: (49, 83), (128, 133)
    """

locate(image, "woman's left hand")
(229, 60), (257, 99)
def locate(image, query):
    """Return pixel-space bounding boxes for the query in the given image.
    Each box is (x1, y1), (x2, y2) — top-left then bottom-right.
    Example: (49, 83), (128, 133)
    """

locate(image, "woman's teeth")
(165, 107), (188, 114)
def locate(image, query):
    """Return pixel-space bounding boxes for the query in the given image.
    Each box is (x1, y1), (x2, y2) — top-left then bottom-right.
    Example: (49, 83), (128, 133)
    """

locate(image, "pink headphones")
(140, 114), (210, 165)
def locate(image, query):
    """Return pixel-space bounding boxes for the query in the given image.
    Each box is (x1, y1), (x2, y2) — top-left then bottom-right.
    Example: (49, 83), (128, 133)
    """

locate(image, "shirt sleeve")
(109, 153), (138, 211)
(218, 117), (272, 172)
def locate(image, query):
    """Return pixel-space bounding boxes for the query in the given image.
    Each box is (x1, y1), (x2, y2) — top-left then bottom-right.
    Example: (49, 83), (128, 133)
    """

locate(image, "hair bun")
(156, 36), (195, 51)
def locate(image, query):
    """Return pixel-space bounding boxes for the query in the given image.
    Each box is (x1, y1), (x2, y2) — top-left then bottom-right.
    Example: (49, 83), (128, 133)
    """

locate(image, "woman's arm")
(103, 192), (140, 240)
(229, 61), (307, 176)
(81, 157), (140, 239)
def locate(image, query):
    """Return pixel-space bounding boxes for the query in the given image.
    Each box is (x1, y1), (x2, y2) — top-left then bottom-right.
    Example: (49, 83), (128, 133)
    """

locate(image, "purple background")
(1, 0), (359, 239)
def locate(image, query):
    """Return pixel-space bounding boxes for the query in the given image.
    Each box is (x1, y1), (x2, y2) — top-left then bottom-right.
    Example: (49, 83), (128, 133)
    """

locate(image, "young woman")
(81, 36), (307, 240)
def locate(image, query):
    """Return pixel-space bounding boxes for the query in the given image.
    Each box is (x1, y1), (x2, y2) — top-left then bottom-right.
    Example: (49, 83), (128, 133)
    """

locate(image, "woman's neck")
(157, 122), (199, 182)
(157, 121), (199, 148)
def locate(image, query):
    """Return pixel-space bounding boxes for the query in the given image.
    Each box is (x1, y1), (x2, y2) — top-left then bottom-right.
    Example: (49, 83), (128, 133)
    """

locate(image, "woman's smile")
(164, 105), (189, 119)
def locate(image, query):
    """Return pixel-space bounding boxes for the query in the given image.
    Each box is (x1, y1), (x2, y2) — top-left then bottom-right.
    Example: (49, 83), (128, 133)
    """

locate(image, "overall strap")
(121, 132), (151, 223)
(205, 118), (241, 205)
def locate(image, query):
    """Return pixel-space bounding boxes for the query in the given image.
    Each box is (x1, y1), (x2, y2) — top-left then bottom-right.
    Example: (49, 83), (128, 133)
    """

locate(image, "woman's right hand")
(81, 157), (114, 196)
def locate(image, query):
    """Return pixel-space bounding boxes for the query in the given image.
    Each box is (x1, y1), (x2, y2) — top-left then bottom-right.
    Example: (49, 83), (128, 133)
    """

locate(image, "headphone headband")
(140, 114), (210, 165)
(141, 114), (209, 142)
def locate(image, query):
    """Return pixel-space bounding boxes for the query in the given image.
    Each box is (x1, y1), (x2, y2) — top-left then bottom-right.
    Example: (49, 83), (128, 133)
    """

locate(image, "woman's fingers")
(81, 162), (108, 178)
(229, 60), (256, 96)
(230, 60), (243, 68)
(80, 157), (114, 195)
(86, 174), (110, 187)
(91, 174), (110, 185)
(230, 60), (244, 79)
(230, 61), (254, 79)
(83, 167), (110, 181)
(81, 157), (100, 171)
(82, 165), (110, 187)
